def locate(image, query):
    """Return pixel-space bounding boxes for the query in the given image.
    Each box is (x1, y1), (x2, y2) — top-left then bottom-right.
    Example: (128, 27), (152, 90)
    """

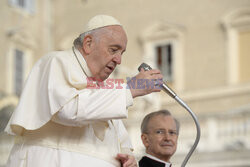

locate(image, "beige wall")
(1, 0), (249, 95)
(1, 0), (250, 166)
(0, 0), (55, 94)
(53, 0), (250, 91)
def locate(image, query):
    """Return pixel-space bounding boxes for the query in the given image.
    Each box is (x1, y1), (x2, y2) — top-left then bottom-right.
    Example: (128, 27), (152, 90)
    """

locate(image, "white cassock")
(5, 47), (134, 167)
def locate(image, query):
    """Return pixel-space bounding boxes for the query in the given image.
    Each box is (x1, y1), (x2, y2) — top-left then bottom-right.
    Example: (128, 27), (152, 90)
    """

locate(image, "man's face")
(141, 115), (178, 162)
(85, 25), (127, 81)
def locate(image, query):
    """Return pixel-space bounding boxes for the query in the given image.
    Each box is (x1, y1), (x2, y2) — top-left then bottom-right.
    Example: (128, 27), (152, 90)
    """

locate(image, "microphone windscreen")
(138, 63), (152, 72)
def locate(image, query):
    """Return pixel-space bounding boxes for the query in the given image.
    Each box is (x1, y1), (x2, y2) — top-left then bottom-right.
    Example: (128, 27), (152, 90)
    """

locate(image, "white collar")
(145, 154), (172, 167)
(72, 46), (92, 77)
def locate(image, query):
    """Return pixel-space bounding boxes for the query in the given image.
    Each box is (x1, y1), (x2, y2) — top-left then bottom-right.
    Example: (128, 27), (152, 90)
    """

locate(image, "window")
(140, 22), (184, 90)
(6, 45), (33, 96)
(14, 49), (24, 96)
(156, 44), (173, 81)
(223, 8), (250, 84)
(9, 0), (35, 13)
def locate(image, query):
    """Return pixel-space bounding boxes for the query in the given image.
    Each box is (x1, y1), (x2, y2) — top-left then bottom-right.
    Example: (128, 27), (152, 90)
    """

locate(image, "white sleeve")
(115, 120), (134, 153)
(52, 84), (133, 127)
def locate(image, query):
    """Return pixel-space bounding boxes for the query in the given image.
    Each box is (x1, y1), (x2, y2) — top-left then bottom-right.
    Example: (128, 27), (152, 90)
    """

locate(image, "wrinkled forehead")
(148, 115), (177, 130)
(93, 25), (127, 45)
(95, 25), (126, 38)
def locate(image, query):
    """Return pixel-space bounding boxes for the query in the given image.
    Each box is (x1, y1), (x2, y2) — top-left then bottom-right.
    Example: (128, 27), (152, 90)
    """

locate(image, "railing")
(177, 111), (250, 154)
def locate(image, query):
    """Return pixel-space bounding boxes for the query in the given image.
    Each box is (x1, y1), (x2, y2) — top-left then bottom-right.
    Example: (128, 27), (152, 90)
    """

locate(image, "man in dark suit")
(139, 110), (180, 167)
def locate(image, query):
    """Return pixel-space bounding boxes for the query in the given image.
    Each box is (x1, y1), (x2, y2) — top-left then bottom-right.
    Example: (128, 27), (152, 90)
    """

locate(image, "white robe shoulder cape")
(5, 48), (132, 135)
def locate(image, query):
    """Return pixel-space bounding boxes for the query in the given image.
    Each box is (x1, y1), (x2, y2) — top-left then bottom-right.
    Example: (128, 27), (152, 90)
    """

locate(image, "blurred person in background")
(139, 110), (180, 167)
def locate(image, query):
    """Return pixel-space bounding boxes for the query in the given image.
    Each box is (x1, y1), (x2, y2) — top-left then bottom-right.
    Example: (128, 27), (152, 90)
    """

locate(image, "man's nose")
(113, 54), (121, 65)
(163, 132), (171, 140)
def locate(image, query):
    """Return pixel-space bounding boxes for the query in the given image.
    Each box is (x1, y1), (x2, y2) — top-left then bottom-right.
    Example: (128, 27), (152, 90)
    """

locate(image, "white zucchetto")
(83, 15), (122, 33)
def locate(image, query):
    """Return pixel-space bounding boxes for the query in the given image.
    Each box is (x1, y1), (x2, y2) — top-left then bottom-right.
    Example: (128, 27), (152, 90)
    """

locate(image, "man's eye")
(169, 131), (177, 135)
(110, 48), (118, 53)
(156, 130), (164, 134)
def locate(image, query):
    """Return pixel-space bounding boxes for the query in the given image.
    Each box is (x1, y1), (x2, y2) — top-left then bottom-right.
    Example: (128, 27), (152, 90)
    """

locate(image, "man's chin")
(95, 72), (112, 81)
(99, 76), (109, 82)
(162, 150), (175, 156)
(93, 74), (109, 82)
(160, 148), (175, 155)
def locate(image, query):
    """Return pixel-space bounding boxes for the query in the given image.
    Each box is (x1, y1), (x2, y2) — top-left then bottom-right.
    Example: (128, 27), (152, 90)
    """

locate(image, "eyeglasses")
(146, 129), (178, 137)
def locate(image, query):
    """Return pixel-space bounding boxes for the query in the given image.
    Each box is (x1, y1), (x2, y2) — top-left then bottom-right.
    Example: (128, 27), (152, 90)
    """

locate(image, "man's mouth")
(161, 144), (172, 147)
(106, 65), (115, 72)
(160, 143), (173, 147)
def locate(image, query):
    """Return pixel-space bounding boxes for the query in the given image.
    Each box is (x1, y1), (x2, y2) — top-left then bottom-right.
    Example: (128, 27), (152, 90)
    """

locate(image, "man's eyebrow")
(155, 128), (176, 131)
(109, 44), (122, 49)
(109, 44), (126, 52)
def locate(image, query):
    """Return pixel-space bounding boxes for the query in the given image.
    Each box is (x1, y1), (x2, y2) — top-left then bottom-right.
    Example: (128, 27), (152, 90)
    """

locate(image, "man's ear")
(82, 35), (93, 54)
(141, 134), (149, 148)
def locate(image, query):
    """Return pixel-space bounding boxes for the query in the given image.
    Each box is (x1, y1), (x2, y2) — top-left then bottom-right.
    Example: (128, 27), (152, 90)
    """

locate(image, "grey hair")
(141, 109), (180, 135)
(73, 27), (111, 48)
(73, 30), (94, 48)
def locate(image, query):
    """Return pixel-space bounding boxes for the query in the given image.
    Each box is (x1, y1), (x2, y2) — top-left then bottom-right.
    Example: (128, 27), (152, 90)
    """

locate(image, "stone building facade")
(0, 0), (250, 166)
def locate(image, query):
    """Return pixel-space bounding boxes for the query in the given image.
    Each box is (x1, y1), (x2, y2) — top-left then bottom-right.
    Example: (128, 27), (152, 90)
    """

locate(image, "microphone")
(138, 63), (177, 98)
(138, 62), (201, 167)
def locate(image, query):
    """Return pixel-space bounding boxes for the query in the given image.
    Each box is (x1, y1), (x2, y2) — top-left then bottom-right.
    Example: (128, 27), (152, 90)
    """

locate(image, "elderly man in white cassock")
(5, 15), (163, 167)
